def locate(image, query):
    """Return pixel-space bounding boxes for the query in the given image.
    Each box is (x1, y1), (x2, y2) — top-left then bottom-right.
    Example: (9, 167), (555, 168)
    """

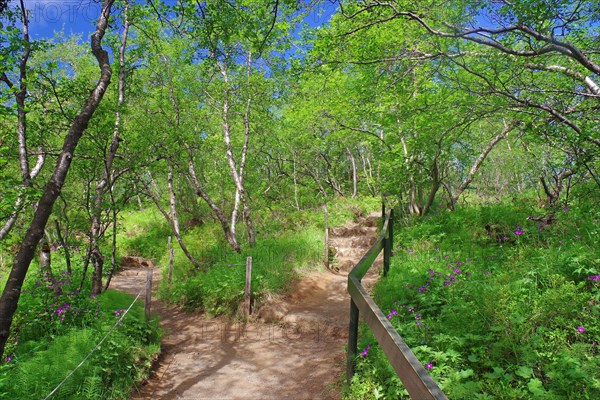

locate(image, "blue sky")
(25, 0), (104, 40)
(22, 0), (337, 41)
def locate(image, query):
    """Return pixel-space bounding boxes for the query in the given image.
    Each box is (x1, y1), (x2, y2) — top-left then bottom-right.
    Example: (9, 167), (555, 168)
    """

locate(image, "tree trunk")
(39, 241), (55, 287)
(137, 169), (203, 267)
(217, 53), (255, 249)
(0, 0), (115, 360)
(346, 147), (358, 198)
(421, 160), (440, 216)
(450, 121), (517, 208)
(54, 219), (71, 275)
(89, 0), (130, 295)
(187, 158), (241, 252)
(0, 2), (47, 241)
(293, 153), (300, 210)
(360, 148), (376, 196)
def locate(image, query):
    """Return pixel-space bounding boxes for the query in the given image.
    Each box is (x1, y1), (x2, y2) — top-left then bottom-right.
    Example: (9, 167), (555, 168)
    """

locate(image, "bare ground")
(109, 212), (381, 400)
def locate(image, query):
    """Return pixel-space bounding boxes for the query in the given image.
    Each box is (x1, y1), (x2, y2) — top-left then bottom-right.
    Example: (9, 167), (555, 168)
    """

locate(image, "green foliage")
(347, 199), (600, 399)
(116, 209), (173, 261)
(0, 270), (161, 400)
(159, 216), (325, 316)
(117, 198), (378, 316)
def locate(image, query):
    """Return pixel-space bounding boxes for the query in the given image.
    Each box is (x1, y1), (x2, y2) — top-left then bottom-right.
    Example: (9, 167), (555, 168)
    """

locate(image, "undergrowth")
(0, 256), (161, 400)
(118, 197), (379, 316)
(347, 196), (600, 399)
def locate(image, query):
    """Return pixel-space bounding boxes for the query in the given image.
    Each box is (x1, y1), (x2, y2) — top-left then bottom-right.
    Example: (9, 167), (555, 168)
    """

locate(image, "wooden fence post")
(167, 236), (174, 285)
(347, 299), (360, 381)
(324, 204), (329, 270)
(384, 208), (393, 277)
(244, 256), (252, 317)
(145, 269), (152, 319)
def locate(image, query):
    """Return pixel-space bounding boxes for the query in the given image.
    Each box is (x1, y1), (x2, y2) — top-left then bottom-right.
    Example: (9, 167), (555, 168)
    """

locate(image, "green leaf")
(516, 366), (532, 378)
(527, 378), (547, 396)
(458, 369), (474, 379)
(486, 367), (504, 379)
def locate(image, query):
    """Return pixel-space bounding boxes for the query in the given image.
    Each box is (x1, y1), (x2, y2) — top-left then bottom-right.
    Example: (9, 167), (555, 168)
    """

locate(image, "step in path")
(109, 212), (382, 400)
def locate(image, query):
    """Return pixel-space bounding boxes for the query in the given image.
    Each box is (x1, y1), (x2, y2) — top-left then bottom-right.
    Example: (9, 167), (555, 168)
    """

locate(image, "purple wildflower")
(587, 275), (600, 281)
(361, 344), (371, 357)
(577, 326), (585, 333)
(514, 225), (523, 235)
(426, 362), (433, 369)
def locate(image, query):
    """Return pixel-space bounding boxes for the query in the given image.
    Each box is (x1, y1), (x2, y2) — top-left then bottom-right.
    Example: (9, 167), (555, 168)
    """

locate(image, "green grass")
(347, 198), (600, 399)
(117, 197), (380, 316)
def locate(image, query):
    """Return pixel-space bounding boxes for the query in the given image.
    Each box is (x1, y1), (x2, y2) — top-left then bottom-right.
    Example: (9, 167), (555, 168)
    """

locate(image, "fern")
(80, 375), (103, 400)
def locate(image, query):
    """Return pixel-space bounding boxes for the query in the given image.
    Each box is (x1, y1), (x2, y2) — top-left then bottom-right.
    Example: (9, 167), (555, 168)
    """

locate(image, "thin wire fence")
(43, 287), (144, 400)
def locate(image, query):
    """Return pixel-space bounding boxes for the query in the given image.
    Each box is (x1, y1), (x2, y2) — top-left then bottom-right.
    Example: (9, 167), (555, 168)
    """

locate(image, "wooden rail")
(347, 208), (447, 400)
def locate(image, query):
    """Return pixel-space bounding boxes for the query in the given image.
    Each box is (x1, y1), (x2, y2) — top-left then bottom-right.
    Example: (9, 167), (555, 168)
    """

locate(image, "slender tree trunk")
(421, 160), (440, 216)
(0, 1), (46, 240)
(360, 148), (376, 196)
(540, 167), (576, 207)
(400, 134), (421, 215)
(0, 152), (45, 240)
(0, 197), (24, 241)
(137, 169), (203, 267)
(450, 121), (517, 208)
(14, 0), (32, 187)
(90, 2), (129, 295)
(293, 153), (300, 210)
(241, 52), (256, 247)
(103, 190), (118, 291)
(167, 164), (201, 266)
(39, 241), (55, 287)
(216, 53), (255, 248)
(187, 157), (241, 252)
(346, 146), (358, 198)
(0, 0), (114, 360)
(54, 220), (71, 275)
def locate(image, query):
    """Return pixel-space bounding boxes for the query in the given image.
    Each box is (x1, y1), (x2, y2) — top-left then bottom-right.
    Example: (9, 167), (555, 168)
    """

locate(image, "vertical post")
(244, 256), (252, 317)
(384, 207), (393, 277)
(167, 236), (174, 285)
(347, 298), (359, 381)
(145, 269), (152, 319)
(381, 200), (386, 229)
(324, 204), (329, 270)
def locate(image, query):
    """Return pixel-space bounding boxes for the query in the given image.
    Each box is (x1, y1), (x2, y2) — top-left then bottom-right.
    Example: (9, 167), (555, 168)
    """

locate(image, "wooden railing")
(347, 207), (447, 400)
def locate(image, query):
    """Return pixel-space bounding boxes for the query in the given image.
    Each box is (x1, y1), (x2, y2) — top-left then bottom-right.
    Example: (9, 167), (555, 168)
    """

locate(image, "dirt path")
(109, 212), (381, 400)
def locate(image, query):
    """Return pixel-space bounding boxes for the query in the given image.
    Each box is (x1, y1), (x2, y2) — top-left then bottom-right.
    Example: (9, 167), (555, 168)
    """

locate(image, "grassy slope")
(348, 197), (599, 399)
(117, 197), (380, 316)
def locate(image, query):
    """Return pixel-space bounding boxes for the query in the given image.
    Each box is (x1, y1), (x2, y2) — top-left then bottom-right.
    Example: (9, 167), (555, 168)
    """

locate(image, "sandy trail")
(109, 212), (381, 400)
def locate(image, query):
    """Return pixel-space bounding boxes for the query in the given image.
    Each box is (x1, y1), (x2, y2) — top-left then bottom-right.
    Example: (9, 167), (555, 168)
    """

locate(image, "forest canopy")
(0, 1), (598, 397)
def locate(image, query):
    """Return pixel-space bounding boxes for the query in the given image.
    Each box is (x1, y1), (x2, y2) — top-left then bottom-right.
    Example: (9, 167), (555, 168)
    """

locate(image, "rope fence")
(43, 287), (144, 400)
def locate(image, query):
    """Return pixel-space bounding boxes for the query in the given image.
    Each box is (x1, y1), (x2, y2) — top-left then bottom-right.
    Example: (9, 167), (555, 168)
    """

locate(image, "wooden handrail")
(347, 209), (447, 400)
